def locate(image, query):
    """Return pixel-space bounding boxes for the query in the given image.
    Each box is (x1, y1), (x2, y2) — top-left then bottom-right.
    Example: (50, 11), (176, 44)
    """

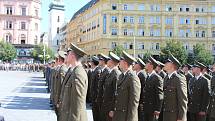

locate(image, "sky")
(41, 0), (91, 33)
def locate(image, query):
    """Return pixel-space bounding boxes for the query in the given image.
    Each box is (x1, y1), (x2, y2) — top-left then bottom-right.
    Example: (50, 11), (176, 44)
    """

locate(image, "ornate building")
(0, 0), (41, 63)
(66, 0), (215, 57)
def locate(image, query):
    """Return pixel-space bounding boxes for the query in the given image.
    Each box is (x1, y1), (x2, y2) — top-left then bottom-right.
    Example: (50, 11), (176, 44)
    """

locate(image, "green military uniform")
(163, 54), (188, 121)
(68, 64), (88, 121)
(58, 67), (73, 121)
(188, 76), (211, 121)
(52, 66), (60, 106)
(208, 81), (215, 121)
(54, 64), (68, 116)
(204, 72), (212, 80)
(50, 66), (58, 104)
(112, 51), (141, 121)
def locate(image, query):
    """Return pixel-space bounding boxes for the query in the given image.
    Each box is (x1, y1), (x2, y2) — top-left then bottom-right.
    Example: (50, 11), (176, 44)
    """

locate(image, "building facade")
(48, 0), (65, 52)
(66, 0), (215, 57)
(0, 0), (41, 63)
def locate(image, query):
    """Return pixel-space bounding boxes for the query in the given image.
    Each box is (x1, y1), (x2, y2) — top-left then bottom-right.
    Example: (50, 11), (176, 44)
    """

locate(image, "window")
(130, 17), (134, 24)
(212, 44), (215, 51)
(112, 16), (117, 23)
(21, 7), (26, 16)
(129, 44), (133, 49)
(196, 31), (200, 37)
(212, 31), (215, 38)
(35, 23), (38, 31)
(21, 34), (26, 44)
(166, 5), (172, 12)
(196, 30), (206, 38)
(6, 6), (13, 15)
(5, 34), (12, 43)
(111, 42), (117, 49)
(124, 16), (128, 23)
(166, 17), (173, 25)
(212, 6), (215, 12)
(138, 43), (144, 50)
(179, 17), (190, 24)
(124, 4), (128, 10)
(138, 29), (144, 36)
(179, 29), (191, 37)
(138, 4), (144, 11)
(196, 8), (200, 12)
(150, 29), (160, 37)
(128, 29), (134, 36)
(35, 10), (38, 17)
(156, 43), (160, 50)
(124, 29), (128, 36)
(202, 31), (206, 37)
(150, 16), (160, 24)
(186, 8), (190, 12)
(57, 27), (59, 34)
(139, 16), (144, 24)
(180, 5), (190, 12)
(21, 22), (26, 30)
(112, 4), (117, 10)
(124, 42), (128, 49)
(165, 29), (173, 37)
(150, 5), (160, 11)
(212, 17), (215, 24)
(6, 21), (12, 29)
(111, 28), (117, 35)
(34, 36), (38, 45)
(57, 16), (60, 22)
(195, 18), (207, 25)
(56, 40), (59, 46)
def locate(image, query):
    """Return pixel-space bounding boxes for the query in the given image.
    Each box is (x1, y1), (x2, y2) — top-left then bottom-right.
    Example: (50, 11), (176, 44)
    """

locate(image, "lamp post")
(43, 43), (46, 65)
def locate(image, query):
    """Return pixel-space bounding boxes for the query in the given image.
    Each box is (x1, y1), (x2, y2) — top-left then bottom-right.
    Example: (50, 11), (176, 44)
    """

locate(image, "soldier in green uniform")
(182, 64), (193, 86)
(155, 61), (167, 79)
(90, 56), (102, 121)
(110, 51), (141, 121)
(188, 61), (211, 121)
(141, 56), (164, 121)
(97, 53), (110, 120)
(53, 51), (68, 120)
(208, 77), (215, 121)
(163, 54), (188, 121)
(133, 58), (147, 121)
(100, 52), (121, 121)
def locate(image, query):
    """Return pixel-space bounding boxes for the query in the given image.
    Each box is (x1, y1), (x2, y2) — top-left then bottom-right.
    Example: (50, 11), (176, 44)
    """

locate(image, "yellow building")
(66, 0), (215, 57)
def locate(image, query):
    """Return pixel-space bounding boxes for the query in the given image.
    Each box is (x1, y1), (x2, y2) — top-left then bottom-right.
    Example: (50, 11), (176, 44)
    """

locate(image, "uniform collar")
(168, 71), (177, 79)
(148, 70), (156, 78)
(195, 73), (202, 80)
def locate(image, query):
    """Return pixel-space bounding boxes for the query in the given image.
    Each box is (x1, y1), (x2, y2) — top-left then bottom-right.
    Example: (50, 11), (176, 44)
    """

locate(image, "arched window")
(5, 33), (12, 43)
(21, 34), (26, 44)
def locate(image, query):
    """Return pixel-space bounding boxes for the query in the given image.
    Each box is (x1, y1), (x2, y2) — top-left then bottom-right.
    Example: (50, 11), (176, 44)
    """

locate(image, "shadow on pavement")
(4, 96), (50, 110)
(18, 87), (47, 93)
(25, 82), (46, 86)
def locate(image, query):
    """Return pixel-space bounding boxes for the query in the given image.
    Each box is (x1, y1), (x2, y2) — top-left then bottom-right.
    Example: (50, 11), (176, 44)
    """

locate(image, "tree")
(188, 44), (214, 65)
(142, 51), (152, 62)
(112, 45), (125, 56)
(161, 40), (188, 64)
(0, 41), (17, 61)
(31, 44), (54, 63)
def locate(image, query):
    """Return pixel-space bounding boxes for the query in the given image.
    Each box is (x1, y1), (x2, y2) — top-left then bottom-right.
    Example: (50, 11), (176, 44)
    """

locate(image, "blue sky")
(41, 0), (91, 33)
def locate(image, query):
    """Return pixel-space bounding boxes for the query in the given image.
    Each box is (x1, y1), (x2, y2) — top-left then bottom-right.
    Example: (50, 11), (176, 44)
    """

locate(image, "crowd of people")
(0, 62), (44, 72)
(45, 43), (215, 121)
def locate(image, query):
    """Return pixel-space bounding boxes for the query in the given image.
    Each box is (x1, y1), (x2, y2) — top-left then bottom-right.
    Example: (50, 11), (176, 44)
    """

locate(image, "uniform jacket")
(208, 84), (215, 118)
(163, 72), (188, 120)
(138, 70), (147, 104)
(142, 71), (164, 113)
(102, 67), (121, 111)
(188, 75), (211, 113)
(158, 70), (167, 79)
(68, 65), (88, 121)
(112, 70), (141, 121)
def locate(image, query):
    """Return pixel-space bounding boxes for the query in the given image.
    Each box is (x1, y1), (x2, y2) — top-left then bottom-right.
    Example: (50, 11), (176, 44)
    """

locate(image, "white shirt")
(168, 71), (177, 79)
(195, 73), (202, 80)
(148, 70), (156, 78)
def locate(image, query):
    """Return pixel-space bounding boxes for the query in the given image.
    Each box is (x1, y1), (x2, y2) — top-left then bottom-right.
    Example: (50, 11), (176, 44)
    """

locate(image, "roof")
(70, 0), (99, 21)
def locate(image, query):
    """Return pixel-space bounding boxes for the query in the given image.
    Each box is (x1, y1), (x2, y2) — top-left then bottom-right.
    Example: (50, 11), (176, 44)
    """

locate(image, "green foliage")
(142, 51), (152, 62)
(188, 44), (214, 65)
(31, 44), (54, 63)
(0, 41), (17, 61)
(161, 40), (187, 64)
(112, 45), (125, 56)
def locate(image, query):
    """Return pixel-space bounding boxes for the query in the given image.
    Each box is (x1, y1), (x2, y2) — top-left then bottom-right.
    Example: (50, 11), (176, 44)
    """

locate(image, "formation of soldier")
(45, 42), (215, 121)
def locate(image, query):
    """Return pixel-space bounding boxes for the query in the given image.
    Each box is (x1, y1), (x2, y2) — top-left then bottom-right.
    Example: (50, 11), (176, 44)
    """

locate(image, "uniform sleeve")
(200, 78), (211, 112)
(69, 70), (88, 121)
(176, 76), (188, 120)
(154, 76), (164, 112)
(127, 75), (141, 121)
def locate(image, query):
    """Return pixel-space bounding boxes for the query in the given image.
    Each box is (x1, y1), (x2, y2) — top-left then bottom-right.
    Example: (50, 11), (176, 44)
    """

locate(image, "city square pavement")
(0, 71), (93, 121)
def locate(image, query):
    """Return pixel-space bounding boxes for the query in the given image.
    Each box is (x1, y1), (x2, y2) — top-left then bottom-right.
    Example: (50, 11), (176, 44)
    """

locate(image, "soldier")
(133, 58), (147, 121)
(53, 51), (68, 120)
(188, 61), (211, 121)
(163, 54), (188, 121)
(182, 64), (193, 86)
(141, 56), (164, 121)
(90, 56), (102, 121)
(155, 61), (167, 79)
(211, 64), (215, 90)
(110, 51), (141, 121)
(97, 53), (110, 120)
(100, 52), (121, 121)
(208, 74), (215, 121)
(202, 64), (212, 80)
